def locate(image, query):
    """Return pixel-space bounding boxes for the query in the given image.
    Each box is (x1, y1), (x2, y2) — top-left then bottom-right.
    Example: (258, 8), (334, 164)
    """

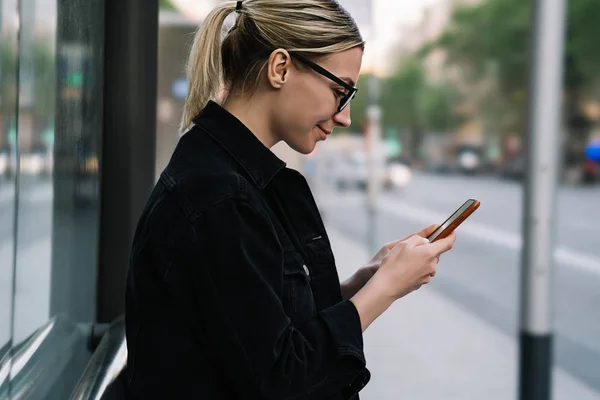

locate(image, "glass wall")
(0, 0), (20, 389)
(0, 0), (104, 397)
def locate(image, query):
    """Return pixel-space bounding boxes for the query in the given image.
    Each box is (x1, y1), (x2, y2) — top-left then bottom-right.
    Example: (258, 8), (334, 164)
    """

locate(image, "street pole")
(336, 0), (377, 254)
(366, 74), (381, 256)
(519, 0), (567, 398)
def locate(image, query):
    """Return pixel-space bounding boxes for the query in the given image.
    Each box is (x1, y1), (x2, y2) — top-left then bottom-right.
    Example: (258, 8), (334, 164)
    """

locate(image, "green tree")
(1, 42), (18, 109)
(432, 0), (530, 136)
(33, 42), (56, 122)
(423, 0), (600, 159)
(159, 0), (176, 11)
(418, 82), (462, 132)
(346, 72), (371, 133)
(1, 42), (18, 144)
(380, 57), (426, 159)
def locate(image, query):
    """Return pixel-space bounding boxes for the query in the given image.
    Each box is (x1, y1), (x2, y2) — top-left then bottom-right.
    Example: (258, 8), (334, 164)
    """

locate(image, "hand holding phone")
(427, 199), (480, 243)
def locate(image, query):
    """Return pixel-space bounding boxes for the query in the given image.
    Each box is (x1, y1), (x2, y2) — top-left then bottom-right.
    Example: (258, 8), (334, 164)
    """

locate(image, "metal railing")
(70, 317), (127, 400)
(0, 315), (90, 399)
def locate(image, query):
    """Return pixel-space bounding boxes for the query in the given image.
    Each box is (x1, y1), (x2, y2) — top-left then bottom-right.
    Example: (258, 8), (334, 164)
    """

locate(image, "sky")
(363, 0), (442, 74)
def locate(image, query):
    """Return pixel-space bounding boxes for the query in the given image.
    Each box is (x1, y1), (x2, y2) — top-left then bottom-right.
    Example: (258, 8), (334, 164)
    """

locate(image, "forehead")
(316, 47), (363, 84)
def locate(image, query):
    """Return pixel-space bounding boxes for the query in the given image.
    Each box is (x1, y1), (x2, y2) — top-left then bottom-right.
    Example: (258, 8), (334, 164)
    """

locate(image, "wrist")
(350, 271), (396, 332)
(341, 265), (377, 300)
(341, 274), (361, 300)
(368, 269), (397, 302)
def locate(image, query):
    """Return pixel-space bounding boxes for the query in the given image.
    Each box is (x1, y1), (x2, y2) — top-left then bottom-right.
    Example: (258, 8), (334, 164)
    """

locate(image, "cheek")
(290, 80), (333, 117)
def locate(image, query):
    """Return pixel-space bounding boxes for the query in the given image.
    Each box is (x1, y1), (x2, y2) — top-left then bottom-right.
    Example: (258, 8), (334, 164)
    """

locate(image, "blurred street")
(316, 171), (600, 394)
(328, 220), (600, 399)
(2, 164), (600, 397)
(0, 180), (53, 245)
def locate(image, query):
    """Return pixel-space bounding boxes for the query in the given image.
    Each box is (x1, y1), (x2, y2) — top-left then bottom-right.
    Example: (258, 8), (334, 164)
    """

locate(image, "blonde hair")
(180, 0), (364, 133)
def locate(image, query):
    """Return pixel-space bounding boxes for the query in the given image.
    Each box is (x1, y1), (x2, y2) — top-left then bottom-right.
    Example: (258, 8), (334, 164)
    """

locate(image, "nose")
(333, 105), (351, 128)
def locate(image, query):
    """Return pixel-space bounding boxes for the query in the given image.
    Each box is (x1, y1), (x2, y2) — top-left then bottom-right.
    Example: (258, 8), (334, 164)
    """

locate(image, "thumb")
(418, 224), (440, 239)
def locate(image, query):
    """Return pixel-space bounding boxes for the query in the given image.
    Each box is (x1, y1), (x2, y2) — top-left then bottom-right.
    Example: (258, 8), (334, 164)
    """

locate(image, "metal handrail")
(0, 315), (90, 399)
(70, 317), (127, 400)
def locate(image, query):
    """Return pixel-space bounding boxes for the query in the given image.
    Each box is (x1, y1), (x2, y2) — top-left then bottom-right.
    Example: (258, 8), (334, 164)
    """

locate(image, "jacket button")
(303, 265), (310, 277)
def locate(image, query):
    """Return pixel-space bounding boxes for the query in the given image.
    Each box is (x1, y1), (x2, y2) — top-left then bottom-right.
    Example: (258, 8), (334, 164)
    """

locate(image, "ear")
(266, 49), (292, 89)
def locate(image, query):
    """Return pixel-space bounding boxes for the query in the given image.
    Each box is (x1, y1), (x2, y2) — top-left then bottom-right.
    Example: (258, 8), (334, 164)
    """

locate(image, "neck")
(222, 94), (278, 149)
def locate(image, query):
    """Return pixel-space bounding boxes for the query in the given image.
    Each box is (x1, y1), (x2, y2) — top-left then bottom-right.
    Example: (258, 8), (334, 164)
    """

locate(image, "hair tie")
(236, 1), (243, 11)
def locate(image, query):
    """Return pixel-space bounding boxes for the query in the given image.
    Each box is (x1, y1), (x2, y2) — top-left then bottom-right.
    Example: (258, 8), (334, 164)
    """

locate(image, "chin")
(287, 140), (317, 155)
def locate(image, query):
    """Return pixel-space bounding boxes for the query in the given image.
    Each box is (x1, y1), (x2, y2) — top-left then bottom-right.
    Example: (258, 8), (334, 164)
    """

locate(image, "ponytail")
(179, 0), (364, 133)
(180, 1), (237, 133)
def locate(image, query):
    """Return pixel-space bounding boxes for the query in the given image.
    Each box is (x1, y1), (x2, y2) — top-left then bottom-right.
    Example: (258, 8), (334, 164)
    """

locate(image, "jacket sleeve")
(186, 196), (369, 399)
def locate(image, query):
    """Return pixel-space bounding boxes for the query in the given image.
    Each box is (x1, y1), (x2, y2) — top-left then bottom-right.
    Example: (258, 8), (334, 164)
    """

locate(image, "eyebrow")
(339, 77), (356, 87)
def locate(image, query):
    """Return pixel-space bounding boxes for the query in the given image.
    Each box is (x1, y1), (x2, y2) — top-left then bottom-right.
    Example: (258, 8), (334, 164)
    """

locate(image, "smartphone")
(427, 199), (480, 243)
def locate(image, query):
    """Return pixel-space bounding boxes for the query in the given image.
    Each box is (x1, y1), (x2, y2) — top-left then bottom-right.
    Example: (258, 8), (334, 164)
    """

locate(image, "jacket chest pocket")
(282, 250), (316, 325)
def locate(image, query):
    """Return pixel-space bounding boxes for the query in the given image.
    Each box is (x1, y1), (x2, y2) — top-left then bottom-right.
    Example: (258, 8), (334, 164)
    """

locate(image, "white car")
(386, 162), (412, 187)
(0, 152), (8, 176)
(334, 152), (412, 190)
(0, 150), (17, 178)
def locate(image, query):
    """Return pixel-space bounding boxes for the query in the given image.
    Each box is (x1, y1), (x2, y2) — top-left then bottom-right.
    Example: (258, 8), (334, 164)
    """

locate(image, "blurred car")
(499, 152), (599, 184)
(20, 153), (46, 176)
(583, 139), (600, 183)
(334, 151), (412, 191)
(455, 145), (483, 175)
(0, 148), (9, 178)
(385, 161), (412, 189)
(19, 145), (53, 178)
(424, 158), (456, 174)
(583, 159), (599, 183)
(499, 154), (525, 180)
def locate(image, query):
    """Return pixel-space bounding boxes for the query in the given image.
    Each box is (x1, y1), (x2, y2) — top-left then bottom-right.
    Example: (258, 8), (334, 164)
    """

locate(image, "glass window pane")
(12, 0), (56, 343)
(7, 0), (104, 397)
(12, 0), (104, 340)
(0, 0), (20, 393)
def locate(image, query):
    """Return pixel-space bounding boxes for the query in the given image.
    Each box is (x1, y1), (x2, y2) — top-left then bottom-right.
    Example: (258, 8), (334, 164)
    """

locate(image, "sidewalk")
(326, 225), (600, 400)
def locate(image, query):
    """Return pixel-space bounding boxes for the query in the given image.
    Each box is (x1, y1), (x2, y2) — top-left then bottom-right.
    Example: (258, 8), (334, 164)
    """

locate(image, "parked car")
(333, 151), (412, 191)
(499, 154), (525, 180)
(0, 148), (9, 178)
(455, 145), (483, 175)
(19, 145), (53, 178)
(583, 159), (599, 183)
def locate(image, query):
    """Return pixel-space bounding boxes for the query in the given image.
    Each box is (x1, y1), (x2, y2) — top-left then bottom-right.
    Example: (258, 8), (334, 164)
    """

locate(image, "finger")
(427, 262), (437, 278)
(428, 260), (437, 276)
(418, 224), (441, 239)
(384, 238), (404, 251)
(429, 231), (456, 255)
(400, 225), (440, 242)
(403, 235), (429, 248)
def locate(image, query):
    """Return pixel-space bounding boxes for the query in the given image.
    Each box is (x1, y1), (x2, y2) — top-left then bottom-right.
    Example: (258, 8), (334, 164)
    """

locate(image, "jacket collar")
(192, 101), (286, 189)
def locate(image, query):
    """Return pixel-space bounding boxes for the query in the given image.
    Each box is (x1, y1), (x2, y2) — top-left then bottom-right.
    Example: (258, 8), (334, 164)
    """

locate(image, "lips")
(317, 126), (331, 135)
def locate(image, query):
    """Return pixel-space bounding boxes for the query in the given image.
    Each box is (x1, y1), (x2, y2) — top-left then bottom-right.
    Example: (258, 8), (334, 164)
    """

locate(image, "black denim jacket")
(125, 101), (370, 399)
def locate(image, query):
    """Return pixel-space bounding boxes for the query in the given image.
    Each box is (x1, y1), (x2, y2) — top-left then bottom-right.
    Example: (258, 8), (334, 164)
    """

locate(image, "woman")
(125, 0), (456, 399)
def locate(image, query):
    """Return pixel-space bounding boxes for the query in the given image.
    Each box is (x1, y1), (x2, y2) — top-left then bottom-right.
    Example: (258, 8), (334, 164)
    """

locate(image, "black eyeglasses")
(291, 53), (358, 113)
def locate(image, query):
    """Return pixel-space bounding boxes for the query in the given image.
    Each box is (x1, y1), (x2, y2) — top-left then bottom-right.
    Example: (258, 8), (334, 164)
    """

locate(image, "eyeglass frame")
(290, 53), (358, 113)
